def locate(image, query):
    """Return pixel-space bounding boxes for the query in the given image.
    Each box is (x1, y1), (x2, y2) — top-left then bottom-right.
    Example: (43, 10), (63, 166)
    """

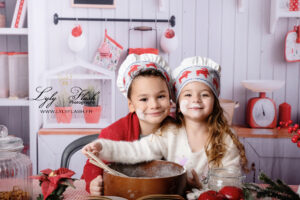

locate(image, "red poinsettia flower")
(31, 168), (75, 200)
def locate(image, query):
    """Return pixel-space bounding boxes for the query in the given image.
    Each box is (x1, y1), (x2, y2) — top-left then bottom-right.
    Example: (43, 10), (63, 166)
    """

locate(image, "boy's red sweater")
(81, 112), (140, 193)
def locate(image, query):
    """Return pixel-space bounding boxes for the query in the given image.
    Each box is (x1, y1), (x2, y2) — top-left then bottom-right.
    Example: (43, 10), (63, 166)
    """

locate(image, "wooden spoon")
(86, 151), (128, 177)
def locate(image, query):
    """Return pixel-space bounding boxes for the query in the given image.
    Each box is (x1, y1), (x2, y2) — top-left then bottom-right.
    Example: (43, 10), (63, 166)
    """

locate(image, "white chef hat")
(172, 56), (221, 100)
(117, 53), (172, 98)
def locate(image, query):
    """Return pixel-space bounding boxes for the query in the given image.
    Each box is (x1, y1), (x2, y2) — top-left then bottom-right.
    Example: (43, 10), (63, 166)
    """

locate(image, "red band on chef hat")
(117, 54), (172, 98)
(172, 57), (221, 100)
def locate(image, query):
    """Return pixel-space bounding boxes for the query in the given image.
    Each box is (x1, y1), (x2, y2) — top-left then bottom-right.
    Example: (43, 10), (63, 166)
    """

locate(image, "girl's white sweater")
(97, 124), (241, 180)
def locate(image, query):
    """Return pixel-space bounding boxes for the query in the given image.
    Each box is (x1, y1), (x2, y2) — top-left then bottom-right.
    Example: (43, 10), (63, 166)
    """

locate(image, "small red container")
(83, 106), (102, 123)
(279, 102), (291, 125)
(55, 107), (72, 123)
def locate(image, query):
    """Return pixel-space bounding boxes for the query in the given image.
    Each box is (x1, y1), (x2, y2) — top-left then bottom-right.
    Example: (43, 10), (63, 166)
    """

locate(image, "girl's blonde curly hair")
(172, 96), (249, 173)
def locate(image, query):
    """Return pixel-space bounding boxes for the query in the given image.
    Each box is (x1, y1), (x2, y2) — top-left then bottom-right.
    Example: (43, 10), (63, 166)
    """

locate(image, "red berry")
(279, 121), (284, 126)
(294, 124), (299, 129)
(294, 127), (298, 132)
(288, 120), (293, 125)
(277, 126), (281, 130)
(291, 135), (299, 143)
(297, 129), (300, 136)
(297, 141), (300, 148)
(288, 127), (293, 133)
(285, 122), (289, 127)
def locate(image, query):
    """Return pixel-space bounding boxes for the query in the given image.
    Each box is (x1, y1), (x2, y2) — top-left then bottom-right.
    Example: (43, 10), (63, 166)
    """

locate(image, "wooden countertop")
(38, 126), (292, 139)
(233, 126), (291, 138)
(38, 128), (101, 135)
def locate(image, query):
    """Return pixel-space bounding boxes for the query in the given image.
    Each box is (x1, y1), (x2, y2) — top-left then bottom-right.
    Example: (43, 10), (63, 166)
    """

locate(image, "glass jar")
(207, 167), (245, 191)
(0, 125), (32, 200)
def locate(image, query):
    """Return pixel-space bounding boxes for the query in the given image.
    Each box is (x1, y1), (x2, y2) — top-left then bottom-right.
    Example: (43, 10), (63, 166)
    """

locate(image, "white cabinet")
(38, 129), (100, 178)
(270, 0), (300, 33)
(241, 137), (300, 184)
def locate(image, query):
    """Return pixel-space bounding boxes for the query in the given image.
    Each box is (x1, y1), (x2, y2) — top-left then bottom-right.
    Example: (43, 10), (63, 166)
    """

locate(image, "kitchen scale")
(241, 80), (285, 129)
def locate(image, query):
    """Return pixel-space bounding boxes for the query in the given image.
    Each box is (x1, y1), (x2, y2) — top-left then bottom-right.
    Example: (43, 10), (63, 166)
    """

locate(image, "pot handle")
(133, 26), (153, 31)
(136, 194), (185, 200)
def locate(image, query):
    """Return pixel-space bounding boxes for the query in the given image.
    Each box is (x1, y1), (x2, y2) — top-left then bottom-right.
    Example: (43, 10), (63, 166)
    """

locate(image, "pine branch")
(243, 172), (300, 200)
(276, 179), (300, 199)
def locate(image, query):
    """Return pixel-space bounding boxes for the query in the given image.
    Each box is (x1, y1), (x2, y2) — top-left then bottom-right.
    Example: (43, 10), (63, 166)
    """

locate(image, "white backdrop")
(0, 0), (300, 142)
(45, 0), (300, 126)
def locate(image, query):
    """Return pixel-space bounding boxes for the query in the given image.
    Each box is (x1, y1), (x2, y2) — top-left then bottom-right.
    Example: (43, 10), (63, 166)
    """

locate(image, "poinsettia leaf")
(42, 181), (57, 200)
(40, 168), (53, 175)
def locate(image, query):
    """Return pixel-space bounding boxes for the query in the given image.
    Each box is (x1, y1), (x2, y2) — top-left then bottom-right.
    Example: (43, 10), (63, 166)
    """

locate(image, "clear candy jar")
(207, 167), (245, 191)
(0, 125), (32, 199)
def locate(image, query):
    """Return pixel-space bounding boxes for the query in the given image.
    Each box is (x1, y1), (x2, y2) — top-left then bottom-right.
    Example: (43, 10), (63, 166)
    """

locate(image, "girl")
(81, 53), (173, 195)
(82, 56), (248, 196)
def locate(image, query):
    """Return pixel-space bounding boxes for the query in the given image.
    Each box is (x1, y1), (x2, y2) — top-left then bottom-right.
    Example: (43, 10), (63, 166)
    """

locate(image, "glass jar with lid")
(0, 125), (32, 200)
(207, 167), (245, 191)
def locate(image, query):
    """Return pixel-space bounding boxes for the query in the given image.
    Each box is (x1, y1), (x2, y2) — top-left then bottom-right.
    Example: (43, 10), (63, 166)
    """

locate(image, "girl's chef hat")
(172, 56), (221, 100)
(117, 53), (172, 97)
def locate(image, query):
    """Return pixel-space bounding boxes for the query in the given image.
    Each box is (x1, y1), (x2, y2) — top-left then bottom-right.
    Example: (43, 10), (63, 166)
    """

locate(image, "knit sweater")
(81, 112), (140, 193)
(97, 124), (241, 180)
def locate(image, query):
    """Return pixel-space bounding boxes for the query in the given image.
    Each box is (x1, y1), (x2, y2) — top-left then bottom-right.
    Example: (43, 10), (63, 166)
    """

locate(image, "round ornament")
(68, 25), (86, 52)
(160, 28), (178, 53)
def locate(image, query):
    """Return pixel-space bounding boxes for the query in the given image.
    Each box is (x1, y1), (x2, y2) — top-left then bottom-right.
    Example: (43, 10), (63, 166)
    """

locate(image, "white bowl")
(241, 80), (285, 92)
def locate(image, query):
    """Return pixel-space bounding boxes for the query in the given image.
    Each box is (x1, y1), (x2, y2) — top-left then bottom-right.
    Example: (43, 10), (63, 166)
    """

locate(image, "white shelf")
(270, 0), (300, 33)
(0, 98), (29, 106)
(47, 74), (113, 80)
(0, 28), (28, 35)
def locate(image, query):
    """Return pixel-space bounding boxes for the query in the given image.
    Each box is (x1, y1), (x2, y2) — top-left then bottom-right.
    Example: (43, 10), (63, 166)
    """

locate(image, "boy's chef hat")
(117, 53), (172, 97)
(172, 56), (221, 100)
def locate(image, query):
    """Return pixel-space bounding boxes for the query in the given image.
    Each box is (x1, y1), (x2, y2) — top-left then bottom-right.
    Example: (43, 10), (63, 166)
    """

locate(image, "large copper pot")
(103, 160), (187, 200)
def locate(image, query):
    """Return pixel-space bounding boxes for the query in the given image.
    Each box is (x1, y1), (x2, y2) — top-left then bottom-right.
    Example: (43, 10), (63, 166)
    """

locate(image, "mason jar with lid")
(207, 167), (245, 191)
(0, 125), (32, 200)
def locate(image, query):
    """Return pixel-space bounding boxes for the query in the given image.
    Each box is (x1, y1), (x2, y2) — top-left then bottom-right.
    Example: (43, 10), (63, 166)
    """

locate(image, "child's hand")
(187, 169), (202, 190)
(90, 175), (103, 196)
(82, 141), (102, 157)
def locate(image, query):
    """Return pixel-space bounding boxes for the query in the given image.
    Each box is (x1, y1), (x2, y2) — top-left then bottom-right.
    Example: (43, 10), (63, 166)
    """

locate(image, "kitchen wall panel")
(42, 0), (299, 125)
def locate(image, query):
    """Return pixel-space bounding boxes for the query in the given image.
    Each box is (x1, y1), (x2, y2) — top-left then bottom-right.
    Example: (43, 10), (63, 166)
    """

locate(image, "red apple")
(219, 186), (244, 200)
(198, 190), (226, 200)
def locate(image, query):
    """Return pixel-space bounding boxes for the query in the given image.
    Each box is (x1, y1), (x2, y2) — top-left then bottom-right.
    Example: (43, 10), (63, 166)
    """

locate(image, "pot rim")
(104, 160), (187, 180)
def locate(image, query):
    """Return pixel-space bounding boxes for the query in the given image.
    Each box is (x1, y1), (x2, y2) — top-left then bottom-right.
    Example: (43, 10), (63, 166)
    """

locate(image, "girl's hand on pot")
(82, 141), (102, 157)
(90, 175), (103, 196)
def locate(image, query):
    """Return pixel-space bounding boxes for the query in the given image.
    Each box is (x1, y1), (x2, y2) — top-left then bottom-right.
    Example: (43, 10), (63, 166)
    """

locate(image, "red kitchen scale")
(241, 80), (285, 129)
